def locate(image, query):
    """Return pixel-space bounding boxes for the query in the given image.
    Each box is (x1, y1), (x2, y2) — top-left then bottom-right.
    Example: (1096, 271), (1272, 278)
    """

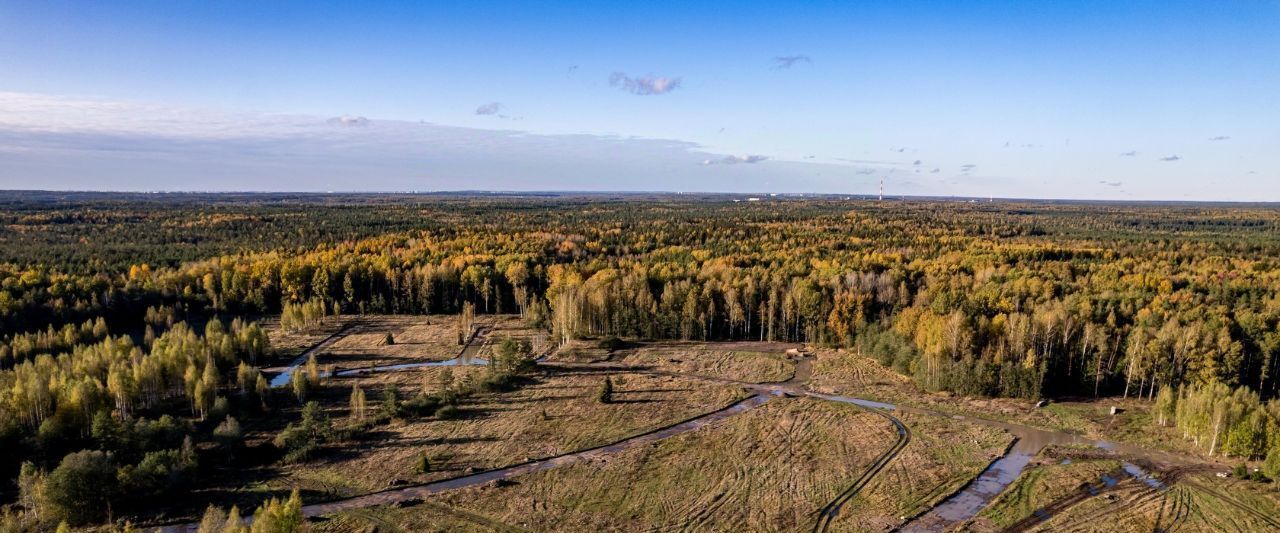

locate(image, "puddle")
(1122, 462), (1165, 490)
(269, 325), (491, 387)
(809, 393), (897, 411)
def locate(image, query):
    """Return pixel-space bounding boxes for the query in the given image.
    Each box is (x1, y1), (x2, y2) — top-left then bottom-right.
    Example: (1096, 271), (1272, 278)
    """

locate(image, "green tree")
(1264, 447), (1280, 480)
(598, 376), (614, 404)
(250, 489), (303, 533)
(43, 450), (118, 525)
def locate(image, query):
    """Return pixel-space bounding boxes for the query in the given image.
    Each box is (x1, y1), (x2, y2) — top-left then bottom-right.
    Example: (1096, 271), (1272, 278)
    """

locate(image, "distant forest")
(5, 193), (1280, 397)
(5, 193), (1280, 520)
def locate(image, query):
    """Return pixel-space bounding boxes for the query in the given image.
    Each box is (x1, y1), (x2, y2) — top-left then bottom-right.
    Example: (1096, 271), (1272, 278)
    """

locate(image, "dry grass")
(321, 315), (468, 368)
(612, 340), (800, 383)
(262, 315), (347, 364)
(1024, 471), (1280, 532)
(320, 397), (898, 532)
(829, 411), (1014, 532)
(268, 367), (749, 498)
(543, 338), (611, 363)
(809, 347), (1218, 461)
(971, 455), (1121, 531)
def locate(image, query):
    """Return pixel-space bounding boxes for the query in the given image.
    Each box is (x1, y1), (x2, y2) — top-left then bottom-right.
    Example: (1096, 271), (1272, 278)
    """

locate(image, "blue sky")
(1, 1), (1277, 199)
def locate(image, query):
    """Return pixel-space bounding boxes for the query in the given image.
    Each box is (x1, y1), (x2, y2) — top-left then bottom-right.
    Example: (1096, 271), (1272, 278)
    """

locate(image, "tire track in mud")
(555, 357), (917, 531)
(158, 392), (777, 532)
(811, 402), (912, 533)
(1180, 479), (1280, 530)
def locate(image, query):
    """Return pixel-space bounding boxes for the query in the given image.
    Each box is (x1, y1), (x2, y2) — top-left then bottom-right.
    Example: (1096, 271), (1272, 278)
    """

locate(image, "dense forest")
(4, 192), (1280, 527)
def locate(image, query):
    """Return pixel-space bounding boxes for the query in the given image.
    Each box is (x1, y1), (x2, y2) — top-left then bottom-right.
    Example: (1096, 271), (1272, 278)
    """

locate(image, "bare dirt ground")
(316, 397), (899, 532)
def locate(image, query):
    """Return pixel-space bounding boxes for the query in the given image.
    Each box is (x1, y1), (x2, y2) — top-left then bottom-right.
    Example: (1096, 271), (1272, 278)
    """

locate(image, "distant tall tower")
(879, 178), (884, 201)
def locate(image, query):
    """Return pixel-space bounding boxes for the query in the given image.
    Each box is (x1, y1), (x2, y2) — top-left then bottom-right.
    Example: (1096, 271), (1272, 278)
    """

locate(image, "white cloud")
(0, 92), (873, 193)
(772, 55), (812, 69)
(327, 115), (369, 126)
(609, 73), (681, 95)
(700, 154), (768, 165)
(475, 102), (502, 115)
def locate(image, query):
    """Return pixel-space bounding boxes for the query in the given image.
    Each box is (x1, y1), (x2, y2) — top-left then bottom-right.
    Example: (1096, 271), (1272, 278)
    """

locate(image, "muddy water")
(269, 326), (490, 387)
(267, 327), (354, 388)
(810, 393), (1160, 532)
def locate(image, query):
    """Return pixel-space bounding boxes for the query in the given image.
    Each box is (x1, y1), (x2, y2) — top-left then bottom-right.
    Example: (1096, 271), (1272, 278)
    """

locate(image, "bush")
(44, 450), (118, 525)
(417, 453), (431, 473)
(118, 448), (196, 498)
(599, 336), (626, 351)
(402, 394), (442, 417)
(436, 405), (463, 420)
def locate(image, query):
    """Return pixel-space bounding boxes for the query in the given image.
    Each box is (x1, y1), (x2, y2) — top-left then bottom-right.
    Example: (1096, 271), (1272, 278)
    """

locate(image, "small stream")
(805, 392), (1163, 532)
(269, 326), (491, 387)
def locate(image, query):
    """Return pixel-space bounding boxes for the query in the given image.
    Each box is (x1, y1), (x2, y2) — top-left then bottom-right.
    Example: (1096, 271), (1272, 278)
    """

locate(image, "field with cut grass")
(972, 453), (1121, 531)
(268, 368), (749, 497)
(809, 348), (1219, 460)
(828, 411), (1013, 532)
(317, 397), (898, 532)
(1030, 473), (1280, 532)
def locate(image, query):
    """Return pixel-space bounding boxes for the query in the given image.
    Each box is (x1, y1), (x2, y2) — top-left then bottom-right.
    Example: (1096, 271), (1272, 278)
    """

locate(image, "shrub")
(402, 394), (442, 417)
(599, 336), (626, 351)
(436, 405), (463, 420)
(118, 448), (196, 498)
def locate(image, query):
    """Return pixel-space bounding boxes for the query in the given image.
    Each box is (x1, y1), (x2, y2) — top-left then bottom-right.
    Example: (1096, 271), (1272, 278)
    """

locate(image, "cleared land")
(971, 448), (1121, 531)
(610, 340), (800, 383)
(266, 368), (748, 498)
(828, 411), (1013, 532)
(810, 348), (1221, 460)
(1029, 473), (1280, 533)
(317, 397), (899, 532)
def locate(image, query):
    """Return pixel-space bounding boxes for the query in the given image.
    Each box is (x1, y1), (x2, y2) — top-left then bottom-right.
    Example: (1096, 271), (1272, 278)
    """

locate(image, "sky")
(0, 1), (1277, 200)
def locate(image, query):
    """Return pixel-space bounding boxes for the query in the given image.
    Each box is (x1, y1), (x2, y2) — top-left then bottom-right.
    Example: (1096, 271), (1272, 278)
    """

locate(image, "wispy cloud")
(772, 55), (812, 69)
(1209, 135), (1231, 141)
(1099, 180), (1122, 187)
(609, 72), (681, 95)
(1160, 155), (1182, 162)
(701, 154), (768, 165)
(1119, 150), (1137, 157)
(327, 115), (368, 126)
(475, 102), (502, 115)
(0, 92), (891, 193)
(960, 164), (977, 172)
